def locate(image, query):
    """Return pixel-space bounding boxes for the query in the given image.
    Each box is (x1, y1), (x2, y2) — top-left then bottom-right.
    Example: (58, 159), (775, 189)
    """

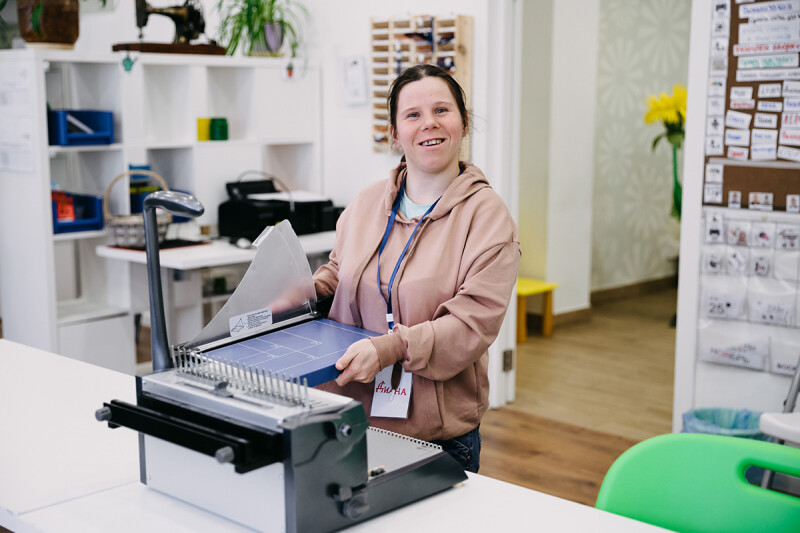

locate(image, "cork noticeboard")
(703, 0), (800, 212)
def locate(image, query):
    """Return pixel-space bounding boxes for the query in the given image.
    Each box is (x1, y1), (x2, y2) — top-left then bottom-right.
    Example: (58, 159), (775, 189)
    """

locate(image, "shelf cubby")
(142, 64), (193, 145)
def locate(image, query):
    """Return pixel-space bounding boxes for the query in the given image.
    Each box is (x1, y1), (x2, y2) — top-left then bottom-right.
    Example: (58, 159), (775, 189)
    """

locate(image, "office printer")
(96, 205), (466, 533)
(218, 175), (342, 241)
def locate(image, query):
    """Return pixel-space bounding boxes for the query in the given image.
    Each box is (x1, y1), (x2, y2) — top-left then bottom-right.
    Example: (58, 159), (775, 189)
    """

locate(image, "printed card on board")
(703, 249), (725, 273)
(700, 340), (768, 371)
(778, 145), (800, 161)
(727, 145), (749, 160)
(729, 190), (742, 208)
(726, 109), (753, 129)
(706, 212), (725, 243)
(750, 252), (772, 276)
(709, 77), (727, 96)
(787, 195), (800, 214)
(777, 223), (800, 246)
(708, 116), (725, 135)
(705, 183), (724, 204)
(707, 135), (725, 155)
(728, 220), (751, 245)
(780, 128), (800, 145)
(712, 0), (731, 19)
(725, 128), (750, 145)
(706, 163), (724, 183)
(758, 83), (782, 98)
(739, 0), (800, 18)
(753, 222), (776, 248)
(751, 144), (777, 160)
(727, 247), (750, 274)
(730, 86), (753, 99)
(758, 100), (783, 112)
(752, 128), (779, 144)
(754, 113), (778, 128)
(749, 192), (774, 211)
(784, 80), (800, 97)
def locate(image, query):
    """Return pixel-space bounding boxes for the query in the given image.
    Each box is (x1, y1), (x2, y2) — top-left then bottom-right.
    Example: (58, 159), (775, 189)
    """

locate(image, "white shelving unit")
(0, 49), (322, 374)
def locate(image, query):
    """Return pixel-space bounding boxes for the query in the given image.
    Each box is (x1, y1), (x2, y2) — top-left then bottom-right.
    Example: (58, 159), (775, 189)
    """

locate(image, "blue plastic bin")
(48, 110), (114, 146)
(682, 408), (768, 440)
(51, 193), (104, 234)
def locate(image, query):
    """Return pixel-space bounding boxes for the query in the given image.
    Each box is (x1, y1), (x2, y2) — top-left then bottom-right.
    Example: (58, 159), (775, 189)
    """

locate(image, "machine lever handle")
(143, 191), (204, 372)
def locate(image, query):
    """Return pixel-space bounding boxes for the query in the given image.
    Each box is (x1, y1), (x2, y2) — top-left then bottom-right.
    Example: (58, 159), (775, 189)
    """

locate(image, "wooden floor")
(478, 288), (677, 506)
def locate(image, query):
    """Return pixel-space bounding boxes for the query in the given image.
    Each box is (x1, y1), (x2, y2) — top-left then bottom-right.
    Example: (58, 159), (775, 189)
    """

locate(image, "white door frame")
(486, 0), (522, 407)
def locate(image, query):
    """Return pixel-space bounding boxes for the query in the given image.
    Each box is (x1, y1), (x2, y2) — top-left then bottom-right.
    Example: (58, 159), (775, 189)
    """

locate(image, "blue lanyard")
(377, 179), (440, 333)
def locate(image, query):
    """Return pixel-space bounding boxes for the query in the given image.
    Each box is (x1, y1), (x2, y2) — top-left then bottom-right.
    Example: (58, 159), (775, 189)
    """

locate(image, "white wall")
(517, 0), (552, 281)
(591, 0), (690, 291)
(518, 0), (599, 315)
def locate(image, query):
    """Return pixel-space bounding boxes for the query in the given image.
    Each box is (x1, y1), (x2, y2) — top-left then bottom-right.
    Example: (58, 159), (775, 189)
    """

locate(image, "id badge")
(370, 365), (412, 418)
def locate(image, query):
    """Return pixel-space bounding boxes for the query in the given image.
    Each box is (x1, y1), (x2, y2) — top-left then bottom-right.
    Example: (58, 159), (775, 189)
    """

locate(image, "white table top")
(0, 339), (666, 533)
(17, 473), (667, 533)
(0, 340), (139, 521)
(96, 231), (336, 270)
(760, 412), (800, 443)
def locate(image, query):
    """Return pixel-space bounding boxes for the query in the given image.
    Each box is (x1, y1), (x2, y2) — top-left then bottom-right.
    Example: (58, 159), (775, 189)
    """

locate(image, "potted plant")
(217, 0), (307, 57)
(16, 0), (80, 48)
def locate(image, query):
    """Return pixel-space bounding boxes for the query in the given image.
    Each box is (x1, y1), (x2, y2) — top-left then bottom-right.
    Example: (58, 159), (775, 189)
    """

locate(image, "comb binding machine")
(95, 191), (466, 532)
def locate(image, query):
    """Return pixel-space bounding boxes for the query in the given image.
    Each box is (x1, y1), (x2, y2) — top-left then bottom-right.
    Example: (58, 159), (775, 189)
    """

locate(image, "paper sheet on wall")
(700, 339), (768, 370)
(0, 62), (36, 174)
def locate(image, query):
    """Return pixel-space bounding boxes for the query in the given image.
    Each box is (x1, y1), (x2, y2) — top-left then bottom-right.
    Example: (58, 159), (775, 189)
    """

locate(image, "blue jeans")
(432, 426), (481, 473)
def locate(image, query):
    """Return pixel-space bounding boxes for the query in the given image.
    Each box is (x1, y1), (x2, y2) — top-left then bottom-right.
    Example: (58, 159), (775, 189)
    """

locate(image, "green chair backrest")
(595, 433), (800, 533)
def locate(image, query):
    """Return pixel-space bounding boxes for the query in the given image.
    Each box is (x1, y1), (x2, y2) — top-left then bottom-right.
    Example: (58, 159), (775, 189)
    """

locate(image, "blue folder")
(206, 318), (379, 387)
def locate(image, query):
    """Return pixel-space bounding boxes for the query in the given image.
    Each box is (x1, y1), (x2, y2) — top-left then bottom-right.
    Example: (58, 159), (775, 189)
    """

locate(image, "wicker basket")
(103, 170), (172, 247)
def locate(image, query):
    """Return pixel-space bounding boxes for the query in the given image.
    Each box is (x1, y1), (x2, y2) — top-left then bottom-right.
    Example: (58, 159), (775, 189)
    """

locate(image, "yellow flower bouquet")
(645, 84), (687, 219)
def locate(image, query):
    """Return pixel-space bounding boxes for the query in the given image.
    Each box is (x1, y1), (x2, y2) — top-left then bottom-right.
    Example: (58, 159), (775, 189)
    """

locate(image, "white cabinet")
(0, 49), (321, 373)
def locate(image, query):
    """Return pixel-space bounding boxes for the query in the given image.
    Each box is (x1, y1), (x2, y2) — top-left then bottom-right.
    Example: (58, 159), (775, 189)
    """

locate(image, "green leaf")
(651, 132), (665, 152)
(32, 1), (43, 37)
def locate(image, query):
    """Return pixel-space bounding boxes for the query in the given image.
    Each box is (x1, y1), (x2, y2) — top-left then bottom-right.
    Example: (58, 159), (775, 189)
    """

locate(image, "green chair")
(595, 433), (800, 533)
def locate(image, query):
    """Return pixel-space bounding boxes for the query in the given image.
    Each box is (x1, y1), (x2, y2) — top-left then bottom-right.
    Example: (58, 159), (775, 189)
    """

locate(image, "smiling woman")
(312, 64), (520, 474)
(391, 76), (466, 204)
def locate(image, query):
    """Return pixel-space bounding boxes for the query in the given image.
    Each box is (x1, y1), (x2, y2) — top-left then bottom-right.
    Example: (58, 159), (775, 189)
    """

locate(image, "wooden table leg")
(516, 295), (527, 344)
(542, 290), (553, 337)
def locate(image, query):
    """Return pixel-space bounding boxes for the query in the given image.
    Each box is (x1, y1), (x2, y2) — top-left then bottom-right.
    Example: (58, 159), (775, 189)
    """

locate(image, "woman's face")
(391, 77), (465, 177)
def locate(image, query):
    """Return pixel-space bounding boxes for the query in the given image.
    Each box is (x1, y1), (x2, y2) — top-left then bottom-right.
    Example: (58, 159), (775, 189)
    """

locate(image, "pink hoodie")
(314, 161), (520, 441)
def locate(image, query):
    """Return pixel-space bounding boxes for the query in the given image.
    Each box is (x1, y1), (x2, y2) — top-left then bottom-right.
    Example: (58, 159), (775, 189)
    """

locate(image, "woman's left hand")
(334, 339), (380, 387)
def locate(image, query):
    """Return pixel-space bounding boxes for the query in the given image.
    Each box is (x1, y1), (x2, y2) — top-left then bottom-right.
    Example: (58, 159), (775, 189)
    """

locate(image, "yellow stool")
(516, 278), (558, 343)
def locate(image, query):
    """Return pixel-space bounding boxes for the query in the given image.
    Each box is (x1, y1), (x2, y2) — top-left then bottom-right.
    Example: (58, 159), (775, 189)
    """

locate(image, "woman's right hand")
(334, 339), (381, 386)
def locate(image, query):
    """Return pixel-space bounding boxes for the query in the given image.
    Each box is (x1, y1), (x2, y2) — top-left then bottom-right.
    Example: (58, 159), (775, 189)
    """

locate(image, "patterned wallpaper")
(592, 0), (691, 290)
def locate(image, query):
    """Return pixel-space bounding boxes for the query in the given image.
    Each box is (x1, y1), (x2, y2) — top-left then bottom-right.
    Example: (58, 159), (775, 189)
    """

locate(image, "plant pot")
(17, 0), (79, 49)
(264, 21), (284, 54)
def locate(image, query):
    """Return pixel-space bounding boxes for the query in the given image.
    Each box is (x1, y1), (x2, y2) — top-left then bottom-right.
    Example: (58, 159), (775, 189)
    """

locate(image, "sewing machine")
(95, 192), (466, 532)
(112, 0), (226, 55)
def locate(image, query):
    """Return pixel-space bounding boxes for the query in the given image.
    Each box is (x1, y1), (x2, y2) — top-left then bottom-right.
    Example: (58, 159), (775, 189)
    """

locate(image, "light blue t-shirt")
(399, 189), (434, 220)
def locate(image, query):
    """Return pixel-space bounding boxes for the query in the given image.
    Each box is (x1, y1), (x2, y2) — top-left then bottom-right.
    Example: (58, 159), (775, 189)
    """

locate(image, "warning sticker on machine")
(229, 307), (273, 337)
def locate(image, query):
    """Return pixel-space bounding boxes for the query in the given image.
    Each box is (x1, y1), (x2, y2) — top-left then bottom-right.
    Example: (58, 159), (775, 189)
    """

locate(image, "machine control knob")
(95, 407), (112, 422)
(341, 493), (369, 520)
(215, 446), (235, 464)
(338, 424), (352, 439)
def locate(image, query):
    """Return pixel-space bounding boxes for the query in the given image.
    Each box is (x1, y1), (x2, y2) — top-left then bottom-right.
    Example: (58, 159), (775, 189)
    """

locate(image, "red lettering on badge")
(375, 380), (407, 395)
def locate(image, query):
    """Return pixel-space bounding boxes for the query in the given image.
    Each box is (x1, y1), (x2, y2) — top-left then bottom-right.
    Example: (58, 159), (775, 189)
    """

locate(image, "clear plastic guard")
(183, 221), (317, 351)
